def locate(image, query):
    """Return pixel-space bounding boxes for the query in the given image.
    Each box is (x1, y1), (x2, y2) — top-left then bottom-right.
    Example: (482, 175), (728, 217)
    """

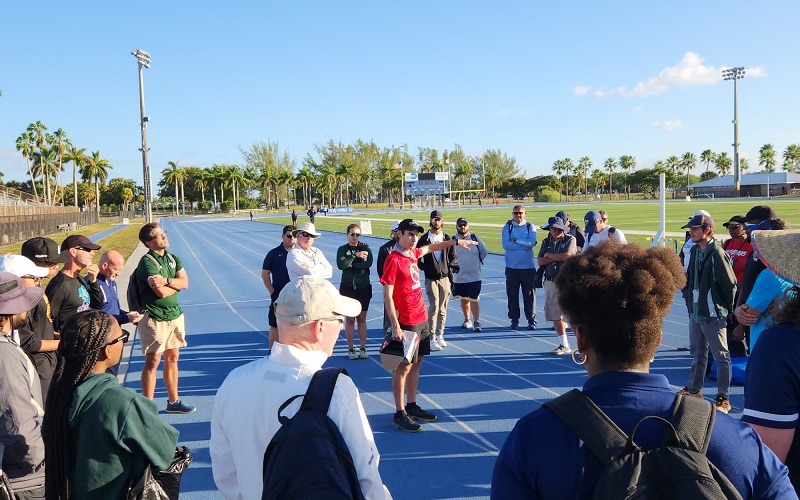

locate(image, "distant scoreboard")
(404, 172), (450, 196)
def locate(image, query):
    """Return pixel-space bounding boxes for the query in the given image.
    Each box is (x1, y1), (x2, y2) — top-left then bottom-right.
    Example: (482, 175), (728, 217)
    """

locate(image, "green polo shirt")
(136, 250), (183, 321)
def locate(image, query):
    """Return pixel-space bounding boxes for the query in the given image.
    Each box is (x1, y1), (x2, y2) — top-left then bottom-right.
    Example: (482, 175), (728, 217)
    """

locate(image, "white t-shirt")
(585, 226), (627, 248)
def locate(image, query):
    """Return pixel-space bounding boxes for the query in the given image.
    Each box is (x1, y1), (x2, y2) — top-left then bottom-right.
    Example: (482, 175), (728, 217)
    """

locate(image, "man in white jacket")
(210, 276), (391, 499)
(286, 222), (333, 280)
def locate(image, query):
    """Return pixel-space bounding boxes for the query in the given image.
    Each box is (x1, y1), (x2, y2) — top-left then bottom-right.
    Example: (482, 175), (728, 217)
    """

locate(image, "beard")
(11, 313), (29, 330)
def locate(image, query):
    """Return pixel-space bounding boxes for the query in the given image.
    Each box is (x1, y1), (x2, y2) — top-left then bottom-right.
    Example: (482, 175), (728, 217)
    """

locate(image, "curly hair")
(44, 310), (113, 500)
(555, 241), (686, 369)
(775, 286), (800, 329)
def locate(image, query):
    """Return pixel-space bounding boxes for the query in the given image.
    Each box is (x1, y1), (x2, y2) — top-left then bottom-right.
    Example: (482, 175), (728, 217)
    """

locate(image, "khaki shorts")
(138, 312), (187, 354)
(543, 280), (563, 322)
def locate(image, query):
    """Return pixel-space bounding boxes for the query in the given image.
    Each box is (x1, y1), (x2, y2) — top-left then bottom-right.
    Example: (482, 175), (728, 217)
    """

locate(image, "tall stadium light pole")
(133, 49), (153, 223)
(722, 66), (745, 198)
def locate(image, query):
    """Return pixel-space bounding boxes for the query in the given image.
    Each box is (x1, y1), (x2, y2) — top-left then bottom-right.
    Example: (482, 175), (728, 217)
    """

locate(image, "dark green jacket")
(336, 243), (373, 290)
(683, 238), (737, 320)
(67, 373), (178, 500)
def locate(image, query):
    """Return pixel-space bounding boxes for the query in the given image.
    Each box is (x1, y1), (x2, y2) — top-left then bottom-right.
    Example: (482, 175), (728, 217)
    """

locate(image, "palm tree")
(81, 151), (112, 217)
(336, 163), (355, 206)
(783, 144), (800, 173)
(276, 170), (294, 209)
(32, 147), (58, 205)
(561, 158), (574, 201)
(578, 156), (592, 200)
(193, 169), (209, 203)
(759, 144), (777, 173)
(121, 187), (134, 211)
(65, 143), (87, 208)
(551, 159), (564, 202)
(51, 128), (68, 205)
(296, 167), (316, 207)
(227, 165), (247, 210)
(619, 155), (636, 199)
(664, 156), (680, 198)
(28, 121), (49, 203)
(700, 149), (715, 173)
(163, 161), (184, 215)
(15, 132), (39, 198)
(681, 152), (697, 196)
(484, 165), (501, 199)
(715, 152), (732, 176)
(318, 163), (337, 208)
(739, 157), (750, 174)
(603, 157), (616, 200)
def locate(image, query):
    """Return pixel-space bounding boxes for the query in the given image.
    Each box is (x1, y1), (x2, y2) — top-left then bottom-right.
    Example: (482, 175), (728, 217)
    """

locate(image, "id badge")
(692, 289), (699, 304)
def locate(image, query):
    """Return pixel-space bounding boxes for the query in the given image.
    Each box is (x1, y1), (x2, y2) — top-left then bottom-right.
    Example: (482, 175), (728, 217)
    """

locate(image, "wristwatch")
(166, 277), (173, 286)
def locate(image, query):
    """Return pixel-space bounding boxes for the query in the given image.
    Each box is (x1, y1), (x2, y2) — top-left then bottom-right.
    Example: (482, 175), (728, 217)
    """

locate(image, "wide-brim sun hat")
(751, 229), (800, 285)
(0, 271), (44, 315)
(292, 222), (321, 238)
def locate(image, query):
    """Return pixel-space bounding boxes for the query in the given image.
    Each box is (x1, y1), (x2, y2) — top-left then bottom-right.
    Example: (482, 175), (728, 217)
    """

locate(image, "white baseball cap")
(275, 276), (361, 323)
(0, 254), (49, 279)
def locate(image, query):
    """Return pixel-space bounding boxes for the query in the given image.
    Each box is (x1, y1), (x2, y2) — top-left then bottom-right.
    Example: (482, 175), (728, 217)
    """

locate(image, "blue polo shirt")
(743, 322), (800, 494)
(262, 244), (291, 298)
(492, 371), (794, 499)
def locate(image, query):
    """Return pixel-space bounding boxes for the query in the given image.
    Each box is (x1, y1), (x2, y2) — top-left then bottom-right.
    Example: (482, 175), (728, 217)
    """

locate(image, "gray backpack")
(543, 389), (742, 500)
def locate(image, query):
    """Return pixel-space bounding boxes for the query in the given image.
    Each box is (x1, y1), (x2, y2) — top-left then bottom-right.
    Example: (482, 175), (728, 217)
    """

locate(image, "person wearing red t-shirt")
(722, 215), (753, 357)
(381, 218), (476, 432)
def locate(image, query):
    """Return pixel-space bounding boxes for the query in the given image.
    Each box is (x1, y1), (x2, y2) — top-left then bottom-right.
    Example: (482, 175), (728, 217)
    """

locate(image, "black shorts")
(268, 291), (279, 328)
(339, 285), (372, 315)
(453, 281), (481, 301)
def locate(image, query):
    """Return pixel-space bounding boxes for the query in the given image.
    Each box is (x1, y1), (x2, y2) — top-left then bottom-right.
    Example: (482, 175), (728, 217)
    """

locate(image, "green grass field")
(266, 199), (800, 252)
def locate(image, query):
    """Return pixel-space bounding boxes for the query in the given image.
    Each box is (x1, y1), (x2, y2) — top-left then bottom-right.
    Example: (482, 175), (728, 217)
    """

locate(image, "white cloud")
(592, 52), (767, 99)
(653, 120), (685, 131)
(573, 86), (590, 96)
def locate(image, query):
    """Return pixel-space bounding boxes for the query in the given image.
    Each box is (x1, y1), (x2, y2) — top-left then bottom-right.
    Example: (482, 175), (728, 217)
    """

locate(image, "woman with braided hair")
(43, 310), (178, 499)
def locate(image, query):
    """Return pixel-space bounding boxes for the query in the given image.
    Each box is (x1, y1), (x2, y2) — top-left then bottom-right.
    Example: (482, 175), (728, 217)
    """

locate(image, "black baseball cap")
(21, 237), (70, 264)
(430, 210), (443, 219)
(397, 219), (425, 233)
(745, 205), (777, 223)
(62, 235), (101, 251)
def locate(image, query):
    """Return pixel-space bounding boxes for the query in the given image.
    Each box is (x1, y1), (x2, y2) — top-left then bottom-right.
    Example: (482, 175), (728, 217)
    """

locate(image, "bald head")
(99, 250), (125, 280)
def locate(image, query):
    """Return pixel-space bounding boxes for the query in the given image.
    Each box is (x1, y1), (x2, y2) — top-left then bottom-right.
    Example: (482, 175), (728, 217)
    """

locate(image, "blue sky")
(2, 1), (798, 186)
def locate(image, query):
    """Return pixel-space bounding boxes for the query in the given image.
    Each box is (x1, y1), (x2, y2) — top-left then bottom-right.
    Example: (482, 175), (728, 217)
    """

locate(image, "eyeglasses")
(284, 233), (295, 238)
(298, 232), (313, 238)
(513, 211), (524, 215)
(320, 315), (345, 329)
(348, 232), (361, 237)
(148, 231), (168, 241)
(107, 332), (130, 346)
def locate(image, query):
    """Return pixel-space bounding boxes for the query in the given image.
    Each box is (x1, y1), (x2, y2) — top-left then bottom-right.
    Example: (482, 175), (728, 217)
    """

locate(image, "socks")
(559, 334), (569, 348)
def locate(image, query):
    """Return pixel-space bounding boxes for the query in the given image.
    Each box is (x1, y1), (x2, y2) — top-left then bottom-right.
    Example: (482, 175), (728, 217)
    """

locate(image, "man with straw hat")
(741, 229), (800, 494)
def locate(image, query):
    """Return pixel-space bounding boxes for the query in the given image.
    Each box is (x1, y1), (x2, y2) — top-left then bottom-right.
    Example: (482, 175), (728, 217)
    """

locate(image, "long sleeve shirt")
(286, 246), (333, 281)
(501, 220), (537, 270)
(96, 274), (130, 325)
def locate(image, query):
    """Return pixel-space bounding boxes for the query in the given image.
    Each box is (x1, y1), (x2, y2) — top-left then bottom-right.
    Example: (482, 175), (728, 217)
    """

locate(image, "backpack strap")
(542, 389), (630, 462)
(143, 253), (162, 271)
(667, 394), (715, 454)
(300, 367), (348, 414)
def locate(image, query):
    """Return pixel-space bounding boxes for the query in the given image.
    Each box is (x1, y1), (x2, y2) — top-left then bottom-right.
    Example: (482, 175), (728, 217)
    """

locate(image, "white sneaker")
(461, 319), (472, 329)
(438, 335), (447, 348)
(430, 336), (442, 351)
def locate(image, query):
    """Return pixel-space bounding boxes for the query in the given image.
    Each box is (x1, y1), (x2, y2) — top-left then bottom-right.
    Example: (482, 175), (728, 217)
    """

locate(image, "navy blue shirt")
(493, 371), (795, 499)
(97, 274), (129, 326)
(743, 322), (800, 494)
(262, 244), (291, 298)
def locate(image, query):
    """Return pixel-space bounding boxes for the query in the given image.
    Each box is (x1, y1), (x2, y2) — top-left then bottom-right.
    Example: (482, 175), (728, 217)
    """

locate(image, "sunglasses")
(727, 224), (743, 230)
(147, 231), (168, 241)
(284, 233), (295, 238)
(298, 232), (313, 238)
(107, 332), (130, 346)
(457, 224), (468, 228)
(513, 211), (524, 215)
(348, 232), (361, 237)
(74, 246), (94, 252)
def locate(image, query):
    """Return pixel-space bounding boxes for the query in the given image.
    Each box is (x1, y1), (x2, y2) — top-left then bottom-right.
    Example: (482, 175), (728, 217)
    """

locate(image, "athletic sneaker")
(528, 320), (537, 331)
(473, 321), (482, 332)
(677, 388), (703, 398)
(166, 399), (196, 414)
(405, 402), (438, 422)
(437, 335), (447, 348)
(430, 336), (442, 351)
(550, 345), (572, 356)
(510, 320), (519, 330)
(359, 348), (368, 359)
(715, 394), (732, 414)
(393, 411), (422, 432)
(461, 319), (473, 329)
(348, 348), (359, 360)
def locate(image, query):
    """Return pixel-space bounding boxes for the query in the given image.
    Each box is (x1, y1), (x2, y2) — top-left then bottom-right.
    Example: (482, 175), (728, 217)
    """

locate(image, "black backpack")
(543, 389), (742, 500)
(262, 368), (364, 500)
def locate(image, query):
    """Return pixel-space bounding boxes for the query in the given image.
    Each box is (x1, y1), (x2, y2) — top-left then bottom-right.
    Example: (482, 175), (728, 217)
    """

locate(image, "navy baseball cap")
(584, 210), (602, 233)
